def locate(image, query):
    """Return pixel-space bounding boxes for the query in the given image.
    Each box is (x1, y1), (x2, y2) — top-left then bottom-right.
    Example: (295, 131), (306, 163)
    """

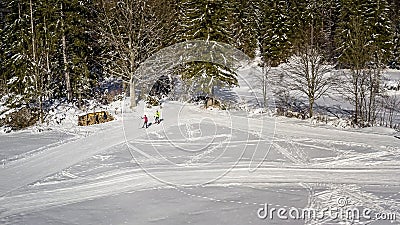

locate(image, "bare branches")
(97, 0), (170, 79)
(282, 47), (336, 117)
(96, 0), (174, 107)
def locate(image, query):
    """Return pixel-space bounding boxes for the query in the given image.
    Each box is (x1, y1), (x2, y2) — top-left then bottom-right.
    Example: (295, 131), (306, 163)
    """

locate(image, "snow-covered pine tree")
(177, 0), (233, 43)
(1, 0), (41, 111)
(337, 0), (393, 66)
(335, 0), (393, 124)
(286, 0), (342, 63)
(0, 0), (8, 94)
(361, 0), (393, 123)
(315, 0), (341, 61)
(336, 0), (369, 124)
(362, 0), (393, 64)
(394, 33), (400, 69)
(56, 0), (100, 105)
(34, 0), (61, 103)
(387, 0), (400, 69)
(240, 0), (292, 109)
(258, 0), (291, 66)
(0, 0), (102, 127)
(287, 0), (309, 50)
(57, 0), (99, 104)
(175, 0), (238, 99)
(230, 0), (258, 58)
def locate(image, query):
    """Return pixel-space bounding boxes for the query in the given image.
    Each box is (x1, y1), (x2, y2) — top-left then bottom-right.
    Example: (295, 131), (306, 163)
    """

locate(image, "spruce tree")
(176, 0), (238, 98)
(61, 0), (99, 104)
(362, 0), (393, 64)
(258, 0), (291, 66)
(335, 0), (393, 124)
(286, 0), (342, 62)
(337, 0), (393, 66)
(177, 0), (233, 43)
(0, 0), (102, 122)
(230, 0), (258, 58)
(1, 0), (40, 110)
(0, 0), (8, 94)
(388, 0), (400, 69)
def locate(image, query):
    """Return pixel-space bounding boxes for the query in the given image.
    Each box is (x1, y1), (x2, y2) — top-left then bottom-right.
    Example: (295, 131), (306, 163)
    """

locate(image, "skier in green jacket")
(155, 110), (161, 124)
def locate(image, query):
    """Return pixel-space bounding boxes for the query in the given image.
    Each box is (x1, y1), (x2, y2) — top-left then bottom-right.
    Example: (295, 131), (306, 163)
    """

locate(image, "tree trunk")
(61, 3), (72, 102)
(29, 0), (36, 78)
(30, 0), (44, 123)
(130, 79), (136, 109)
(262, 62), (267, 109)
(44, 16), (51, 100)
(368, 71), (374, 123)
(309, 98), (314, 118)
(262, 60), (270, 109)
(354, 71), (359, 124)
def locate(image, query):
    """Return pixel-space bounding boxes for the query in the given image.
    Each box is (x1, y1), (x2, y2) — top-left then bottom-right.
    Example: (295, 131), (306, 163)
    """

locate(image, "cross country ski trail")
(2, 164), (400, 218)
(1, 101), (399, 224)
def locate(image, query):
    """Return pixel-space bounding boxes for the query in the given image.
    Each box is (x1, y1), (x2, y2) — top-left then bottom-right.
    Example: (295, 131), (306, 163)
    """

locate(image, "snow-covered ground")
(0, 99), (399, 225)
(0, 65), (399, 224)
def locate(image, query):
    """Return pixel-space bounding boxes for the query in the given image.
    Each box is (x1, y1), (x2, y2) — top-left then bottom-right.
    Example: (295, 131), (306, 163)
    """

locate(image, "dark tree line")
(0, 0), (399, 127)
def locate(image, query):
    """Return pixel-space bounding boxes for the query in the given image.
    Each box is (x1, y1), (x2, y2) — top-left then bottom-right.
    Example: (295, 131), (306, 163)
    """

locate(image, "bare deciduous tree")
(380, 94), (400, 128)
(282, 47), (336, 118)
(97, 0), (174, 108)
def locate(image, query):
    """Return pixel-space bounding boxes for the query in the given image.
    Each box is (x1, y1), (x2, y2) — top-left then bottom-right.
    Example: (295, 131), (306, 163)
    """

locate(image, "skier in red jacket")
(142, 115), (149, 128)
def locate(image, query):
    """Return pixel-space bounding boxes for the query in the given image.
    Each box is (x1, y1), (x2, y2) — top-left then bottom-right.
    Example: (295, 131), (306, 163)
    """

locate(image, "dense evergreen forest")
(0, 0), (399, 128)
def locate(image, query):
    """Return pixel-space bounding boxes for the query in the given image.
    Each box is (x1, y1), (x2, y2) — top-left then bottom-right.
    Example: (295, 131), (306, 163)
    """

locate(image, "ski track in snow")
(2, 165), (400, 219)
(0, 102), (399, 224)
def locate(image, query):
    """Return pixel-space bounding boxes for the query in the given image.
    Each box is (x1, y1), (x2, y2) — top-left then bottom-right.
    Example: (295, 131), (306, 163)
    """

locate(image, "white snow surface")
(0, 99), (399, 225)
(0, 68), (399, 225)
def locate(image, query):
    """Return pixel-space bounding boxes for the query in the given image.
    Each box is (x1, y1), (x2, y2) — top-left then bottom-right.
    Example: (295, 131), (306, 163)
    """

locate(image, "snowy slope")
(0, 100), (399, 224)
(0, 62), (399, 225)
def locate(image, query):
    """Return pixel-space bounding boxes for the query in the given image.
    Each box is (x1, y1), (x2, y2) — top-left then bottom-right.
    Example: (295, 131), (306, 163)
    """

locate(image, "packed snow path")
(0, 102), (399, 223)
(0, 102), (398, 196)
